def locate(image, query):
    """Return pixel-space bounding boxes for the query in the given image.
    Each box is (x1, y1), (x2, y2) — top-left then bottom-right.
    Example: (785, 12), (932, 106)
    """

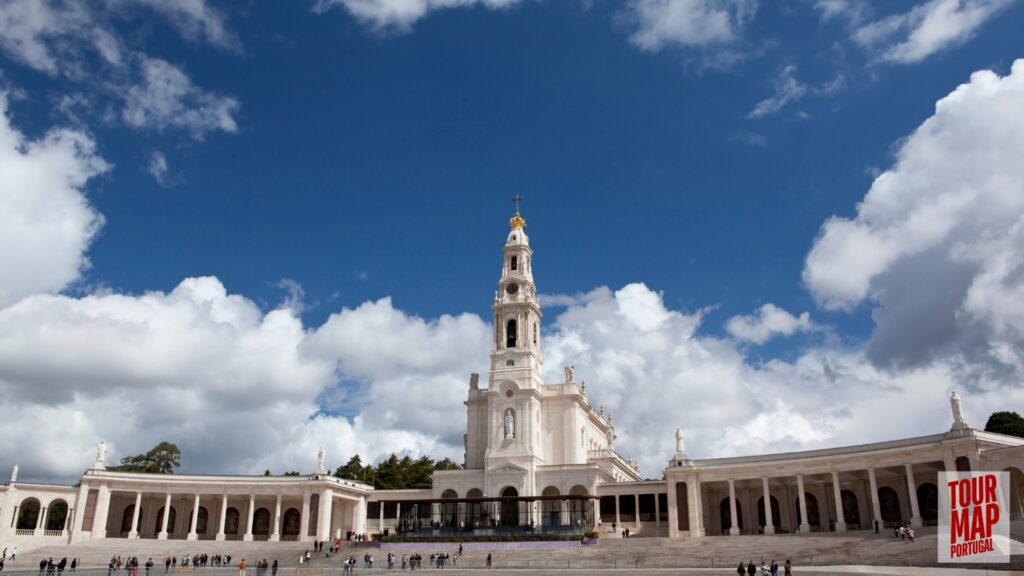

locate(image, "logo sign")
(938, 471), (1010, 563)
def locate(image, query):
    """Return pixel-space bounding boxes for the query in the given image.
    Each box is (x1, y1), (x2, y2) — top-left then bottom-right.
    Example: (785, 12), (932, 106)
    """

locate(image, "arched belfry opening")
(506, 319), (517, 348)
(510, 256), (518, 271)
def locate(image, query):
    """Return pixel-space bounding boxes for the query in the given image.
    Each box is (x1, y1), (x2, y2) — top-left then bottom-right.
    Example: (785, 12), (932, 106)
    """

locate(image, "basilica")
(2, 206), (1023, 550)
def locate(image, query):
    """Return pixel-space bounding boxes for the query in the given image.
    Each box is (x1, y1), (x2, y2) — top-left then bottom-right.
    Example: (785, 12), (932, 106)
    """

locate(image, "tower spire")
(509, 195), (526, 229)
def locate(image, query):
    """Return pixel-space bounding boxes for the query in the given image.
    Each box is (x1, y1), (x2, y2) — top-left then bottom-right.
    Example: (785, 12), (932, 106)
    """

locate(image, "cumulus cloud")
(0, 93), (108, 308)
(814, 0), (870, 25)
(147, 150), (170, 185)
(312, 0), (522, 33)
(123, 57), (239, 138)
(0, 0), (240, 135)
(621, 0), (757, 52)
(748, 65), (844, 118)
(804, 59), (1024, 383)
(725, 303), (814, 344)
(853, 0), (1010, 65)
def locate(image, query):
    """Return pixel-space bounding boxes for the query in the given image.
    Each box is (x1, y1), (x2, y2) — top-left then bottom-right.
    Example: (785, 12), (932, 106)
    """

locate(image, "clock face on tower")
(506, 283), (519, 295)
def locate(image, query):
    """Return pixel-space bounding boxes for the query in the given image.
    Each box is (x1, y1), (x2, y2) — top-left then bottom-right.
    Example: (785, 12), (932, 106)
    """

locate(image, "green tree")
(263, 469), (272, 476)
(333, 455), (375, 485)
(109, 441), (181, 474)
(283, 471), (301, 476)
(433, 458), (461, 471)
(985, 411), (1024, 438)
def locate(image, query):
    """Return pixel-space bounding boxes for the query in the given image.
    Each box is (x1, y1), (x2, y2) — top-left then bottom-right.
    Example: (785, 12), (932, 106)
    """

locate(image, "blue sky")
(2, 0), (1024, 481)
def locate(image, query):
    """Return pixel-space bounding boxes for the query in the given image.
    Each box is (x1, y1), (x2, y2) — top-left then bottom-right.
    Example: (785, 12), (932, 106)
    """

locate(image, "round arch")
(795, 492), (821, 527)
(719, 497), (743, 533)
(440, 490), (458, 527)
(155, 506), (177, 535)
(541, 486), (560, 527)
(500, 486), (519, 527)
(44, 499), (69, 532)
(120, 505), (143, 534)
(186, 506), (210, 536)
(465, 488), (484, 527)
(282, 508), (301, 537)
(878, 487), (901, 523)
(569, 485), (588, 496)
(253, 508), (271, 537)
(840, 490), (860, 527)
(225, 507), (241, 535)
(16, 498), (41, 530)
(917, 483), (939, 524)
(756, 495), (781, 531)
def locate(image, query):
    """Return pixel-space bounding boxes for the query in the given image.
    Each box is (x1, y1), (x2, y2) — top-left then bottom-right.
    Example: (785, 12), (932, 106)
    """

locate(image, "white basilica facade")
(2, 206), (1023, 550)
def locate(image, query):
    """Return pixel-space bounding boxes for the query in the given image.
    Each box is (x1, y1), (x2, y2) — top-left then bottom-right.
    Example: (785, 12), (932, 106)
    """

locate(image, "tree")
(985, 411), (1024, 438)
(263, 469), (272, 476)
(332, 453), (462, 489)
(333, 455), (375, 485)
(109, 441), (181, 474)
(283, 471), (301, 476)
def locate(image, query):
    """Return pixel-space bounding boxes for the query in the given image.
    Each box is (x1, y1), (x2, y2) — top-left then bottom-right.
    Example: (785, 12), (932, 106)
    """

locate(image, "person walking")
(784, 559), (793, 576)
(271, 561), (277, 576)
(238, 559), (246, 576)
(907, 527), (916, 543)
(746, 560), (756, 576)
(71, 559), (77, 574)
(873, 519), (879, 534)
(737, 561), (746, 575)
(145, 559), (153, 576)
(771, 560), (778, 575)
(486, 553), (492, 568)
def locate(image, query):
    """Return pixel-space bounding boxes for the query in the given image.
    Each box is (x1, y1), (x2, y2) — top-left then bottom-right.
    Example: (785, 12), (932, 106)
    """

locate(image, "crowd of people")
(737, 559), (791, 575)
(34, 557), (78, 576)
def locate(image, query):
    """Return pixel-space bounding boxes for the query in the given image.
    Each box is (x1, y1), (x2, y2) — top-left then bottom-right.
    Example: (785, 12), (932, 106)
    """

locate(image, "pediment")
(488, 462), (527, 474)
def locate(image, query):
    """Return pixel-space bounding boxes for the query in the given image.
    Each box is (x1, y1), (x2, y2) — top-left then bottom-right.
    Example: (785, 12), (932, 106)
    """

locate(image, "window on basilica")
(510, 256), (517, 271)
(506, 319), (517, 348)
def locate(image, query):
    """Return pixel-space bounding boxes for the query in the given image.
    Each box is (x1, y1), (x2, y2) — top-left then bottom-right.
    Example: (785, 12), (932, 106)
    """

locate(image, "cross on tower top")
(512, 194), (522, 215)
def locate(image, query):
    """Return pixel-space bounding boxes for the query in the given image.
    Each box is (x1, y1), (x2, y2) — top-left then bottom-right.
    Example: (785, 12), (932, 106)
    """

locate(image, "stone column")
(353, 497), (366, 538)
(270, 495), (282, 542)
(128, 492), (143, 539)
(905, 464), (922, 527)
(243, 494), (255, 541)
(300, 491), (311, 543)
(614, 494), (621, 530)
(69, 483), (91, 544)
(728, 479), (740, 535)
(94, 484), (111, 539)
(831, 471), (847, 532)
(378, 501), (385, 534)
(796, 475), (810, 533)
(943, 451), (957, 473)
(654, 491), (661, 534)
(867, 468), (882, 527)
(36, 504), (47, 535)
(216, 495), (228, 541)
(319, 489), (334, 541)
(687, 478), (703, 537)
(666, 480), (679, 538)
(188, 494), (200, 540)
(158, 493), (172, 539)
(761, 478), (774, 535)
(395, 502), (401, 533)
(634, 494), (641, 528)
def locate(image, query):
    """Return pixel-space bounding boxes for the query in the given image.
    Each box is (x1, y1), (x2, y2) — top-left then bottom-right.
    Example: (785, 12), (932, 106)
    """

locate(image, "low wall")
(379, 540), (582, 551)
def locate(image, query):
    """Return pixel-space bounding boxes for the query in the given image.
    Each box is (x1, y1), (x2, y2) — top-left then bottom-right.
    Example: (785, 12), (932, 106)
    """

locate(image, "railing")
(15, 529), (35, 536)
(43, 529), (65, 537)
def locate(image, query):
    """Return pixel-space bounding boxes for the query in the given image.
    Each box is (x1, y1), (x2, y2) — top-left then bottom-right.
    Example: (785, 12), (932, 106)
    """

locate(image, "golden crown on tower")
(509, 194), (526, 229)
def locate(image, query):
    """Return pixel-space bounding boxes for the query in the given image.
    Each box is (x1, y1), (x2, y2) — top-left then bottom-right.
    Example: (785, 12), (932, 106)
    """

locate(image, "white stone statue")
(95, 440), (108, 469)
(950, 390), (968, 429)
(469, 373), (479, 389)
(11, 465), (18, 483)
(605, 423), (615, 446)
(565, 366), (574, 383)
(580, 379), (586, 394)
(675, 428), (686, 454)
(599, 404), (605, 417)
(504, 409), (515, 439)
(316, 445), (327, 474)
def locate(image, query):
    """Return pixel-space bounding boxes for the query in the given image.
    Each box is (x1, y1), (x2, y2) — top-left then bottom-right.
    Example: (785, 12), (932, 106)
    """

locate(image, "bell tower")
(490, 195), (543, 386)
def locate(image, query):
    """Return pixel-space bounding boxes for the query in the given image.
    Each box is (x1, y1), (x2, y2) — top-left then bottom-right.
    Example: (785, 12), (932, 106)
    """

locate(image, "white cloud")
(312, 0), (522, 33)
(814, 0), (870, 26)
(0, 93), (108, 308)
(725, 303), (814, 344)
(129, 0), (239, 50)
(804, 58), (1024, 382)
(622, 0), (757, 52)
(853, 0), (1010, 65)
(0, 0), (122, 75)
(147, 150), (170, 185)
(748, 65), (845, 118)
(123, 57), (239, 138)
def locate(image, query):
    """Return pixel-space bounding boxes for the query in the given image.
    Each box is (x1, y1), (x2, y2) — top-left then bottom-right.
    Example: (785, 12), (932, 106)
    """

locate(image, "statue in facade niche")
(675, 428), (686, 454)
(504, 409), (515, 439)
